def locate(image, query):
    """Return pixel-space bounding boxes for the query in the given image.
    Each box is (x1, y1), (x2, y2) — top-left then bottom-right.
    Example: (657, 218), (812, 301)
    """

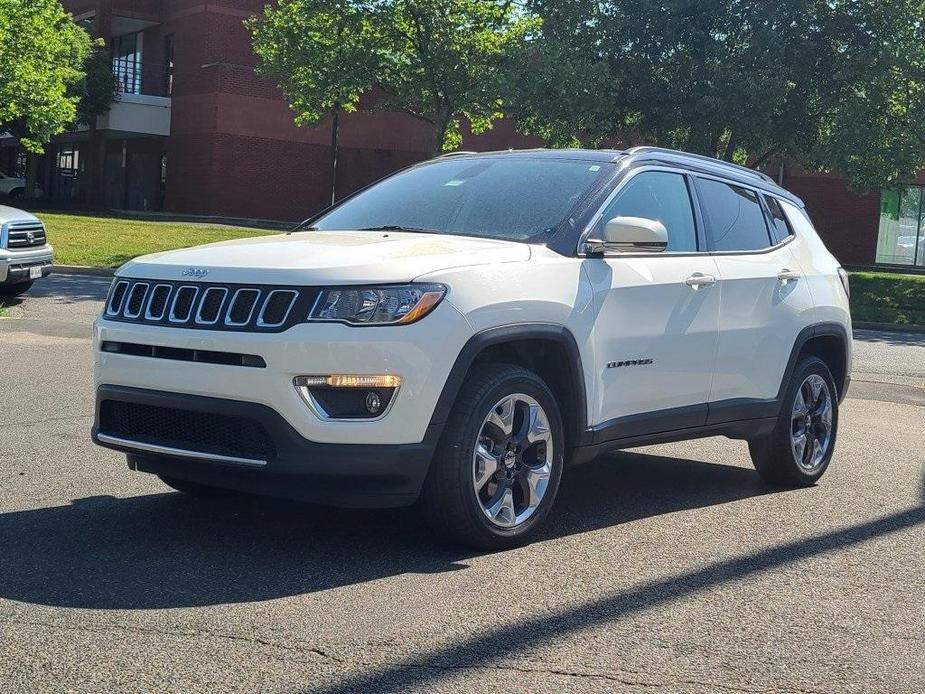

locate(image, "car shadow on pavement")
(0, 451), (768, 610)
(853, 328), (925, 347)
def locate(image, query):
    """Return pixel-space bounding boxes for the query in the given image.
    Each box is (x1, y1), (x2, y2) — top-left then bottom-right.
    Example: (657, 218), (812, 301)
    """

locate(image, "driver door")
(586, 169), (721, 440)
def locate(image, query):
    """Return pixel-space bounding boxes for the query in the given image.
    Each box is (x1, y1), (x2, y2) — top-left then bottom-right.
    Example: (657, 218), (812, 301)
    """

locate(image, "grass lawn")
(849, 271), (925, 327)
(38, 212), (275, 268)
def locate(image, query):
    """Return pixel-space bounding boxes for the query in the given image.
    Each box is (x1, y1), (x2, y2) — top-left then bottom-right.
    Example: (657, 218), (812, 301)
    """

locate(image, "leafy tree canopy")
(247, 0), (537, 156)
(514, 0), (925, 189)
(0, 0), (92, 152)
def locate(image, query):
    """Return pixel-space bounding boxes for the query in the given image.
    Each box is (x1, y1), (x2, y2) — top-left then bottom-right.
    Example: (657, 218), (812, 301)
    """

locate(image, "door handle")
(777, 269), (800, 283)
(685, 273), (717, 290)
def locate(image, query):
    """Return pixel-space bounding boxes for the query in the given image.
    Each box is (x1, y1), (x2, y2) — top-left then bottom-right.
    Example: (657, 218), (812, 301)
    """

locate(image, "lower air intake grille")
(99, 400), (277, 461)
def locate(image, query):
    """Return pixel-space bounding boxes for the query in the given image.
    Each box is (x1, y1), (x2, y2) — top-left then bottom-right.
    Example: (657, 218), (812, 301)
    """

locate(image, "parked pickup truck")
(0, 206), (53, 297)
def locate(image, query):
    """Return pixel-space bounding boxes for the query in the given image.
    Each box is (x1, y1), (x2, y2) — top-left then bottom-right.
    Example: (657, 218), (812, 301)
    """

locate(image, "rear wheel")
(0, 280), (33, 297)
(749, 356), (838, 486)
(8, 188), (23, 199)
(421, 363), (564, 550)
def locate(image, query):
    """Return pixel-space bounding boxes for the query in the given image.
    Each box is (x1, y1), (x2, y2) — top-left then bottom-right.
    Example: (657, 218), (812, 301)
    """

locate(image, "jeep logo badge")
(182, 268), (209, 279)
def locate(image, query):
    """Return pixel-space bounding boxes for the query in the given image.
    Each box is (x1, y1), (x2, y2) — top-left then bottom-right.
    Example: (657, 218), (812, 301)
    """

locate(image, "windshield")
(311, 157), (614, 241)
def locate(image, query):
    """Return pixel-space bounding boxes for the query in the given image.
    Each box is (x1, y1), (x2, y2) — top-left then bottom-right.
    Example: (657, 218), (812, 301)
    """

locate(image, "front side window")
(595, 171), (697, 252)
(697, 178), (772, 252)
(311, 158), (614, 242)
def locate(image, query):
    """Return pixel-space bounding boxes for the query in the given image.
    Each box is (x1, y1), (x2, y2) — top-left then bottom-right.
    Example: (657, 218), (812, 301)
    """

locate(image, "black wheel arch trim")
(427, 323), (590, 446)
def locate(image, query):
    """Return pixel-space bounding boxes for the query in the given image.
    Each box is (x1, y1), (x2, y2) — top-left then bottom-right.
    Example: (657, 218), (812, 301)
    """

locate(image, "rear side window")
(596, 171), (698, 252)
(696, 178), (773, 252)
(765, 196), (794, 244)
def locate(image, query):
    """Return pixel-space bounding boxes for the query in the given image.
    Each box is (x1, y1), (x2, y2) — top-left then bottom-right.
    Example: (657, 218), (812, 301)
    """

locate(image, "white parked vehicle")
(0, 171), (42, 199)
(92, 147), (852, 548)
(0, 206), (53, 297)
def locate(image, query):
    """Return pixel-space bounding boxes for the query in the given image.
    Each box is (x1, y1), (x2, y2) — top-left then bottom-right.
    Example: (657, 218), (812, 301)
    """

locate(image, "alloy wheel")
(473, 393), (553, 529)
(790, 374), (833, 472)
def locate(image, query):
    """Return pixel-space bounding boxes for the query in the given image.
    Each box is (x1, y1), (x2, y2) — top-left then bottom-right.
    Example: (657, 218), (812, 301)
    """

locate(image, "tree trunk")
(430, 105), (452, 158)
(24, 154), (40, 201)
(329, 111), (339, 206)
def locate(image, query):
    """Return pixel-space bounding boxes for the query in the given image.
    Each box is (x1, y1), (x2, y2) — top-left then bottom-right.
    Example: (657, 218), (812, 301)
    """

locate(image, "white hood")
(0, 205), (40, 225)
(118, 230), (531, 284)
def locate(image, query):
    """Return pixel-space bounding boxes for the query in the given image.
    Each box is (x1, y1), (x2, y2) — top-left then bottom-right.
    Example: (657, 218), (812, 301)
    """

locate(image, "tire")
(8, 188), (23, 199)
(0, 280), (34, 297)
(158, 474), (237, 498)
(749, 356), (839, 487)
(421, 363), (565, 550)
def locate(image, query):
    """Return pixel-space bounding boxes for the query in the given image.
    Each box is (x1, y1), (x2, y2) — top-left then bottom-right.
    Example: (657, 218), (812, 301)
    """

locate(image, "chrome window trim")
(168, 285), (200, 323)
(223, 288), (262, 327)
(96, 433), (268, 467)
(578, 164), (797, 258)
(106, 280), (130, 316)
(122, 282), (150, 319)
(144, 283), (173, 321)
(194, 286), (229, 325)
(256, 289), (298, 328)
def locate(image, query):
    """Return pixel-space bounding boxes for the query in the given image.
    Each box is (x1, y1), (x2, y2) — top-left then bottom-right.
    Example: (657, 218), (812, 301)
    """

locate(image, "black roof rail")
(625, 146), (777, 186)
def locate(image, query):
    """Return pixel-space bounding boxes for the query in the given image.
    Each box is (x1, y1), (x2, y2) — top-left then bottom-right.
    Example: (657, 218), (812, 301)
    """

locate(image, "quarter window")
(697, 178), (773, 252)
(596, 171), (698, 252)
(765, 196), (794, 244)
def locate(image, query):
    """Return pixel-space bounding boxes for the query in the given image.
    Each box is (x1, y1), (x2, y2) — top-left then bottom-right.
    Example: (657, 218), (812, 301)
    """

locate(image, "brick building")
(0, 0), (921, 271)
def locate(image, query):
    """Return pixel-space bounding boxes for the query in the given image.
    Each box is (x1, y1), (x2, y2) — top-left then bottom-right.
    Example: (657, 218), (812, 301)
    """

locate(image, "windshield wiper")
(357, 225), (440, 234)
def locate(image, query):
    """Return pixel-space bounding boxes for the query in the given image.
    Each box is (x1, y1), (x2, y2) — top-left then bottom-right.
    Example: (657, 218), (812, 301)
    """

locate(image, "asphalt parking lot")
(1, 275), (924, 693)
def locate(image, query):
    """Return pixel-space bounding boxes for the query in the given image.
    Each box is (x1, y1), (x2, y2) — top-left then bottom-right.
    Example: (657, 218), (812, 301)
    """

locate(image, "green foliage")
(849, 271), (925, 326)
(514, 0), (925, 190)
(0, 0), (92, 151)
(247, 0), (536, 155)
(74, 43), (120, 127)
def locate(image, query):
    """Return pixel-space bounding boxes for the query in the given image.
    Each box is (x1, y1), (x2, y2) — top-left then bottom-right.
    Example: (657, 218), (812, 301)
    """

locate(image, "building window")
(14, 151), (27, 178)
(876, 187), (925, 267)
(112, 32), (143, 94)
(164, 34), (175, 96)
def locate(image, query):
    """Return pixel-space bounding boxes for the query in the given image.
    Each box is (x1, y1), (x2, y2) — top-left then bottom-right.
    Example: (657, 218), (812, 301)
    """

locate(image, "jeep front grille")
(104, 279), (318, 332)
(4, 221), (47, 249)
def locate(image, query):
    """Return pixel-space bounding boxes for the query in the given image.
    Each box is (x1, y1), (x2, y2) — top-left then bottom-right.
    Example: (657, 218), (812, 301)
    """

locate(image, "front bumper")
(93, 385), (436, 507)
(0, 246), (53, 283)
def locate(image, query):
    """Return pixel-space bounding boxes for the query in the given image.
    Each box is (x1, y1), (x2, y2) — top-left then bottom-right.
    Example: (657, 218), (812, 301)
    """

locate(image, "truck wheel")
(749, 356), (839, 487)
(0, 280), (34, 297)
(421, 363), (565, 550)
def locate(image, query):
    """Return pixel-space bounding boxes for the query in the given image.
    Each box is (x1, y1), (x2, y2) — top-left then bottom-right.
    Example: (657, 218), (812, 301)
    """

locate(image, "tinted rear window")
(697, 178), (773, 252)
(313, 158), (613, 241)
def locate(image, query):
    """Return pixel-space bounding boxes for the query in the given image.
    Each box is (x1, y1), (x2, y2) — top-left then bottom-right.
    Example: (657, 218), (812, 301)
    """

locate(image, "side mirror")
(589, 216), (669, 254)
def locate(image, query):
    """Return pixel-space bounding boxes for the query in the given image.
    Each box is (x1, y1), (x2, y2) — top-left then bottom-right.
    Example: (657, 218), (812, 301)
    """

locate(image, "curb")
(51, 265), (116, 278)
(854, 321), (925, 335)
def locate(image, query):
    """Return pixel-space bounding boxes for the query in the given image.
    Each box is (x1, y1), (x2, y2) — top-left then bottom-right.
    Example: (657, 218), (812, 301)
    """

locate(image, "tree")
(0, 0), (92, 152)
(73, 43), (120, 127)
(512, 0), (925, 189)
(247, 0), (536, 157)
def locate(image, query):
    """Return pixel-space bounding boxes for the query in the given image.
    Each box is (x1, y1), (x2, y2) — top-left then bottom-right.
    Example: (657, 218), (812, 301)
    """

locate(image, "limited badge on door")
(29, 266), (42, 279)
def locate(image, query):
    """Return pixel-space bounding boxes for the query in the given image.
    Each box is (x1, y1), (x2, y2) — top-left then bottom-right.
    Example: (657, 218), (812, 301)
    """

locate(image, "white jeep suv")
(92, 147), (852, 549)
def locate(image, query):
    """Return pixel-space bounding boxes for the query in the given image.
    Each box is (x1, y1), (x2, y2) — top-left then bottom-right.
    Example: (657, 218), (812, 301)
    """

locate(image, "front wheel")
(749, 356), (839, 487)
(0, 280), (33, 298)
(421, 364), (565, 550)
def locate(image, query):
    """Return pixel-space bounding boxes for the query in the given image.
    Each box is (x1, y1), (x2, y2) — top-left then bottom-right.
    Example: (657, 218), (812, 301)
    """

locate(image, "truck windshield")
(311, 157), (614, 242)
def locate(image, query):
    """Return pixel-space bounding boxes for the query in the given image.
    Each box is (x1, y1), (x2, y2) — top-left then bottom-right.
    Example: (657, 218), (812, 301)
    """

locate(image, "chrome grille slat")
(5, 221), (47, 249)
(224, 288), (262, 326)
(102, 279), (311, 332)
(257, 290), (298, 328)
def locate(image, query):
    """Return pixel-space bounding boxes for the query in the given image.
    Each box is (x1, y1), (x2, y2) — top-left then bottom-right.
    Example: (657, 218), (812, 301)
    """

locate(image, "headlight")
(308, 284), (447, 326)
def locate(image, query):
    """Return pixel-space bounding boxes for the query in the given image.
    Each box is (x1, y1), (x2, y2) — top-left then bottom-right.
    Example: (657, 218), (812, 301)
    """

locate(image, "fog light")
(294, 375), (400, 420)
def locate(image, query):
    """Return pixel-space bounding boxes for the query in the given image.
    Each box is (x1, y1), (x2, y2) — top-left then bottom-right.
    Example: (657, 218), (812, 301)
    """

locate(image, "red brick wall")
(784, 174), (880, 265)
